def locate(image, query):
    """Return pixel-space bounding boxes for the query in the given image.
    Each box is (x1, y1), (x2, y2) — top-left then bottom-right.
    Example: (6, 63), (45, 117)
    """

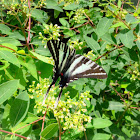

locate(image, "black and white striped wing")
(63, 54), (107, 85)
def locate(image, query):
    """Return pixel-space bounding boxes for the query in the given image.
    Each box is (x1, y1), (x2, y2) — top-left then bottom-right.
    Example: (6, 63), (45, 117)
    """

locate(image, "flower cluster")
(84, 50), (96, 60)
(28, 78), (92, 131)
(127, 62), (140, 81)
(73, 8), (85, 24)
(68, 39), (84, 50)
(39, 24), (60, 43)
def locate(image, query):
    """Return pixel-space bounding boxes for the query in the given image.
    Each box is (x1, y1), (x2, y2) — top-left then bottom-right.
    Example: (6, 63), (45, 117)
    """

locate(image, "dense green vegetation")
(0, 0), (140, 139)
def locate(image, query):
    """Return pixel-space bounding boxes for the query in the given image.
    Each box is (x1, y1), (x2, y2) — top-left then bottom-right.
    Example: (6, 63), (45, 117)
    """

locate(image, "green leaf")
(92, 133), (111, 140)
(101, 33), (116, 44)
(84, 35), (100, 54)
(63, 3), (79, 10)
(31, 9), (48, 23)
(0, 24), (11, 35)
(0, 80), (19, 104)
(47, 5), (63, 12)
(108, 101), (124, 111)
(0, 60), (9, 70)
(2, 104), (11, 128)
(35, 47), (51, 56)
(18, 56), (38, 79)
(96, 17), (114, 36)
(0, 43), (18, 52)
(118, 29), (134, 49)
(136, 40), (140, 51)
(41, 123), (58, 139)
(59, 18), (70, 27)
(0, 50), (20, 67)
(0, 37), (21, 46)
(87, 118), (112, 129)
(9, 31), (25, 41)
(30, 51), (53, 65)
(10, 91), (29, 127)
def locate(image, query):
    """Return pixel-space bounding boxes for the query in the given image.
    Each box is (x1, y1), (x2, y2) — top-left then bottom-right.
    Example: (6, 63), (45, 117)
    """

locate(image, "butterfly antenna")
(54, 87), (63, 108)
(42, 82), (54, 105)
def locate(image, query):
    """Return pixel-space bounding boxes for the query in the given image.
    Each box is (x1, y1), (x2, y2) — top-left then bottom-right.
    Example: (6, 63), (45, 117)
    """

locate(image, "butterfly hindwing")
(60, 54), (107, 86)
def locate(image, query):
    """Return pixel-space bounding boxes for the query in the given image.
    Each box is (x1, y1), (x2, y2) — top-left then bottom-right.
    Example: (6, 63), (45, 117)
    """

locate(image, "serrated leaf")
(84, 35), (100, 54)
(41, 123), (58, 139)
(0, 80), (19, 104)
(10, 91), (29, 127)
(96, 17), (114, 36)
(0, 50), (20, 67)
(119, 29), (133, 49)
(92, 133), (111, 140)
(108, 101), (124, 111)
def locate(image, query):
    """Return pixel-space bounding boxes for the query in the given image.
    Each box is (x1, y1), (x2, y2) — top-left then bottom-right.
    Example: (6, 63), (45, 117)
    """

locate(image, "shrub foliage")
(0, 0), (140, 140)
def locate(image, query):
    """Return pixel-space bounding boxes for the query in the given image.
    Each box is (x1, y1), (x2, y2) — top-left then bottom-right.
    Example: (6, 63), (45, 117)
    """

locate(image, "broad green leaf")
(101, 33), (116, 44)
(0, 37), (21, 46)
(59, 18), (70, 27)
(18, 56), (38, 79)
(84, 35), (100, 54)
(2, 104), (11, 128)
(118, 29), (134, 49)
(41, 123), (58, 139)
(96, 17), (114, 36)
(86, 118), (112, 129)
(0, 80), (19, 104)
(9, 31), (25, 41)
(125, 14), (138, 24)
(93, 118), (112, 129)
(10, 91), (29, 127)
(92, 133), (111, 140)
(22, 112), (38, 124)
(0, 43), (17, 52)
(108, 101), (124, 111)
(111, 22), (128, 28)
(30, 51), (53, 65)
(0, 50), (20, 67)
(0, 24), (11, 35)
(63, 3), (79, 10)
(47, 5), (63, 12)
(31, 9), (48, 23)
(35, 47), (51, 56)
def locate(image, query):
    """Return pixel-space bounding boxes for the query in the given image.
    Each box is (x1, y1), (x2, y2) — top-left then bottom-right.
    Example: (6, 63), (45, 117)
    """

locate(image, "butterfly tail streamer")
(54, 87), (63, 108)
(42, 81), (54, 105)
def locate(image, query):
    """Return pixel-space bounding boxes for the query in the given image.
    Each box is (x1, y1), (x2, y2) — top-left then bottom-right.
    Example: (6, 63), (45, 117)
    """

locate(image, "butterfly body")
(43, 40), (107, 107)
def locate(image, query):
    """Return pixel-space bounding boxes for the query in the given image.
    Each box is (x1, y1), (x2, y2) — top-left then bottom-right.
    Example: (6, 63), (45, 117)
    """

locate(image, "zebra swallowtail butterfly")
(43, 40), (107, 107)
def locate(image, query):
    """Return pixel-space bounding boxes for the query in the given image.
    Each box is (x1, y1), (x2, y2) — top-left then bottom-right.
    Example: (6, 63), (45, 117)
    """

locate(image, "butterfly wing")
(59, 54), (107, 87)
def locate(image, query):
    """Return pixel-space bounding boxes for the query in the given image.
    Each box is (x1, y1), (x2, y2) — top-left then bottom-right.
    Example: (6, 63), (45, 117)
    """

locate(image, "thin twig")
(84, 12), (94, 26)
(0, 129), (32, 140)
(94, 45), (124, 61)
(15, 118), (43, 132)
